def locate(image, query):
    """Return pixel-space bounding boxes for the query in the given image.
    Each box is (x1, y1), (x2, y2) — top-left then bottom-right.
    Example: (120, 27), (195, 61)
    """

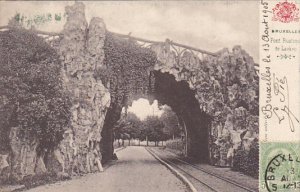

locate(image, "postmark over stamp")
(260, 142), (300, 191)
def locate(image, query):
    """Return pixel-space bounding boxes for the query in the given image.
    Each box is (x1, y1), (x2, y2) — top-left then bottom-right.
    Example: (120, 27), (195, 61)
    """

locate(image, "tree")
(0, 28), (71, 151)
(141, 116), (166, 146)
(114, 112), (142, 146)
(160, 106), (181, 139)
(113, 109), (179, 147)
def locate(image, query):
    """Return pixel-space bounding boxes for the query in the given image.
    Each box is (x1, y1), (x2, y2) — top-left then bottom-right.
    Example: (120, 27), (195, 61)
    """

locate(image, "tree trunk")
(146, 136), (148, 146)
(138, 140), (140, 146)
(129, 139), (131, 146)
(122, 139), (124, 146)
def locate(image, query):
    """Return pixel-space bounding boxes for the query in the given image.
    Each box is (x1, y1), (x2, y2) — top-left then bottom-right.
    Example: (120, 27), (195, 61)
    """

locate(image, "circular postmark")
(262, 143), (300, 192)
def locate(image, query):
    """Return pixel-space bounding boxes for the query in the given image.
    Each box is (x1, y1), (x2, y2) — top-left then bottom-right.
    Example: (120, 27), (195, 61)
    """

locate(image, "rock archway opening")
(113, 99), (177, 147)
(153, 71), (211, 163)
(0, 2), (259, 180)
(100, 70), (211, 164)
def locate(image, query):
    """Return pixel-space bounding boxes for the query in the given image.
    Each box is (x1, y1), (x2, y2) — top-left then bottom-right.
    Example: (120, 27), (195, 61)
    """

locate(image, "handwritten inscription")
(260, 0), (299, 136)
(261, 69), (300, 132)
(14, 12), (66, 28)
(261, 0), (272, 141)
(272, 74), (299, 132)
(261, 67), (272, 119)
(261, 0), (272, 53)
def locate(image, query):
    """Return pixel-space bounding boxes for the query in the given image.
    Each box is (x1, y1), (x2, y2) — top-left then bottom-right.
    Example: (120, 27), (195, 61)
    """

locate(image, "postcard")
(0, 1), (299, 192)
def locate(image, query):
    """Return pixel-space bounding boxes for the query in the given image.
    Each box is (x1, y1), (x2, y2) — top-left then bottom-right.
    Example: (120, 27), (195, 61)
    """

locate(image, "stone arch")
(147, 40), (259, 166)
(0, 2), (258, 178)
(56, 2), (258, 170)
(52, 2), (258, 168)
(100, 69), (213, 163)
(152, 70), (211, 162)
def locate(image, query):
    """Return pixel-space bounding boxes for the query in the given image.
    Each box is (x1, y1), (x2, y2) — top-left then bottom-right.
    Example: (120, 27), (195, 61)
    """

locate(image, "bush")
(232, 140), (258, 178)
(247, 139), (259, 178)
(0, 28), (71, 150)
(232, 146), (247, 172)
(20, 172), (70, 190)
(166, 139), (185, 152)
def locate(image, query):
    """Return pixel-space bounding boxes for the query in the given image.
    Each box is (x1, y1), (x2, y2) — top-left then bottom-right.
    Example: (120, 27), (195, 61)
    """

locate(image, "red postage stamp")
(272, 0), (299, 23)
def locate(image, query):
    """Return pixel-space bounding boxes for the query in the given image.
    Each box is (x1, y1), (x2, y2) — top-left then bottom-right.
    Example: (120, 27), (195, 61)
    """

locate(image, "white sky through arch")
(125, 99), (164, 120)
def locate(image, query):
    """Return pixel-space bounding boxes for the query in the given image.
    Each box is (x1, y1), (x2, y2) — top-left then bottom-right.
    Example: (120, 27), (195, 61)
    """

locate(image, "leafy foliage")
(232, 139), (259, 178)
(102, 33), (157, 109)
(0, 29), (71, 149)
(232, 146), (247, 172)
(114, 112), (142, 140)
(160, 106), (181, 138)
(246, 139), (259, 178)
(114, 110), (177, 143)
(166, 139), (185, 152)
(142, 115), (166, 142)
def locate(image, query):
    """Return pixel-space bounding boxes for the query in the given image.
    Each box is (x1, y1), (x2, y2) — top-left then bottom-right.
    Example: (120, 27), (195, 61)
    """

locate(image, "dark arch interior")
(153, 71), (211, 163)
(100, 70), (211, 164)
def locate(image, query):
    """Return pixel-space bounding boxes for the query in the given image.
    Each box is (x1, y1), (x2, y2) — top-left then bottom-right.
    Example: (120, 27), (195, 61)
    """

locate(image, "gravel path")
(24, 146), (187, 192)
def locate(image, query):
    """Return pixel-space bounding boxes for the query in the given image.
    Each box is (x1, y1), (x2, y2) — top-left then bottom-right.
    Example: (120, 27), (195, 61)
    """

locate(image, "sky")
(0, 1), (259, 119)
(126, 99), (164, 120)
(0, 1), (259, 61)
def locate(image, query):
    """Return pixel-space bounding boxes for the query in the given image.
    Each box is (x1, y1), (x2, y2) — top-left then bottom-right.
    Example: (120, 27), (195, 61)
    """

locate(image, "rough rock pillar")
(56, 2), (110, 175)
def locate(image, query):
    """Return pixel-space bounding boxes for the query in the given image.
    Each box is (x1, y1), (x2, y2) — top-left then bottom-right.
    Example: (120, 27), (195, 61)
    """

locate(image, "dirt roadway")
(24, 146), (187, 192)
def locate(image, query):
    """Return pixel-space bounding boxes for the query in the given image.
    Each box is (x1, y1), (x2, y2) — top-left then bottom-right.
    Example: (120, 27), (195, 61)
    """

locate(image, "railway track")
(147, 148), (258, 192)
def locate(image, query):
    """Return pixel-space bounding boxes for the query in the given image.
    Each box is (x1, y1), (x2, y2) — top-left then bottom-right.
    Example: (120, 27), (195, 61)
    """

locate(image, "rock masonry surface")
(0, 2), (258, 180)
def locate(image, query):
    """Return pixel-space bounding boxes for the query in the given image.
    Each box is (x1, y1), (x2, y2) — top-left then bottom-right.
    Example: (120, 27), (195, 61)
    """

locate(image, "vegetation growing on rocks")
(0, 29), (71, 152)
(0, 2), (259, 182)
(102, 32), (157, 108)
(100, 32), (158, 162)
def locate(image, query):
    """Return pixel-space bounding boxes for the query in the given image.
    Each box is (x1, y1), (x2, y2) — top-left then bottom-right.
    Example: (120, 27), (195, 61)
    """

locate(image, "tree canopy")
(113, 106), (181, 144)
(114, 112), (142, 140)
(160, 106), (181, 139)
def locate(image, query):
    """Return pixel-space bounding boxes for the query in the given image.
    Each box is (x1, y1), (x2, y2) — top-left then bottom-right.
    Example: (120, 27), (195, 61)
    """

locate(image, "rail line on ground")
(147, 147), (257, 192)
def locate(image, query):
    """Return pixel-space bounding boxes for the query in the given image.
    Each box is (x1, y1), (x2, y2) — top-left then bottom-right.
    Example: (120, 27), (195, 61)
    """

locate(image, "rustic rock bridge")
(0, 2), (259, 180)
